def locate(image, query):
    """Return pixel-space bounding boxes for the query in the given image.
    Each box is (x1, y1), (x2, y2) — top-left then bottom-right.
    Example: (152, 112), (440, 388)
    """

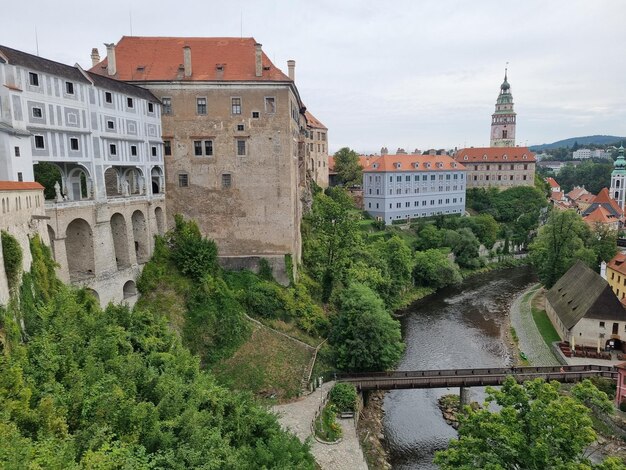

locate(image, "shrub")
(170, 215), (218, 281)
(1, 231), (23, 292)
(258, 258), (274, 281)
(329, 383), (358, 412)
(245, 281), (294, 320)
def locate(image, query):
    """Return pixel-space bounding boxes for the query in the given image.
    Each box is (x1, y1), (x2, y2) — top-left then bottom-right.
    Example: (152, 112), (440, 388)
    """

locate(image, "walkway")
(509, 283), (560, 366)
(272, 381), (367, 470)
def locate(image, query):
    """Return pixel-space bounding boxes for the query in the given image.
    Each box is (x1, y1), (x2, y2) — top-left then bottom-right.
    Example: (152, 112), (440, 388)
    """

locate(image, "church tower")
(610, 145), (626, 210)
(490, 69), (517, 147)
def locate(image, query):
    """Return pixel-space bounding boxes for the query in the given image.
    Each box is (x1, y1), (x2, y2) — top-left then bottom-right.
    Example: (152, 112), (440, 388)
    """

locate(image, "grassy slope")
(531, 290), (561, 346)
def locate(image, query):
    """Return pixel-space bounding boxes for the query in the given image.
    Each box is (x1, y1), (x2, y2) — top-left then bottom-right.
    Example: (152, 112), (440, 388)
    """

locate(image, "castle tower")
(490, 69), (517, 147)
(610, 145), (626, 210)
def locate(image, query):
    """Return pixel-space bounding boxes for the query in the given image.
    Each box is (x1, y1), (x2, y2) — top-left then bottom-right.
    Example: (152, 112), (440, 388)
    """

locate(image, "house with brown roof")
(546, 177), (560, 192)
(546, 260), (626, 351)
(453, 147), (535, 189)
(581, 188), (623, 230)
(362, 154), (466, 223)
(91, 36), (326, 283)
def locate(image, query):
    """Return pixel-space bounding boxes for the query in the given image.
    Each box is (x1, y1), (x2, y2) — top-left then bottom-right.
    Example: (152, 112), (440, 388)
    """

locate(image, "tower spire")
(490, 68), (516, 147)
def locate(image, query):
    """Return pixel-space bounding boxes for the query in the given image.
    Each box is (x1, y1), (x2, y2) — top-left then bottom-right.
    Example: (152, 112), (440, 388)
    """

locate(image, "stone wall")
(218, 254), (291, 286)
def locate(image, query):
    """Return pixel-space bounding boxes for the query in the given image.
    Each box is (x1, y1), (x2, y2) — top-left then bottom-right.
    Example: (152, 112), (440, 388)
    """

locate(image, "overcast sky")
(4, 0), (626, 153)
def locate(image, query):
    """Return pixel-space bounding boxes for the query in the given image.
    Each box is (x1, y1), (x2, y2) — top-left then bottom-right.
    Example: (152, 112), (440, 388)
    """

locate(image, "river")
(383, 266), (537, 469)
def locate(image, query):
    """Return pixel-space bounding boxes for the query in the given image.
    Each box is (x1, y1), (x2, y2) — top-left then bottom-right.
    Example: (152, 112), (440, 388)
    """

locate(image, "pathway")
(509, 283), (560, 366)
(272, 381), (367, 470)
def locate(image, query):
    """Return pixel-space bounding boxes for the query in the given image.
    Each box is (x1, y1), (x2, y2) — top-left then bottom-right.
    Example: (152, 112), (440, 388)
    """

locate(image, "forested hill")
(530, 135), (625, 151)
(0, 233), (315, 469)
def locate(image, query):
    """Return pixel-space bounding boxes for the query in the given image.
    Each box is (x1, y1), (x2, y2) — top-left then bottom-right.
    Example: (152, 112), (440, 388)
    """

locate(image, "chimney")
(255, 43), (263, 77)
(183, 46), (192, 78)
(287, 60), (295, 81)
(91, 48), (100, 67)
(104, 43), (116, 76)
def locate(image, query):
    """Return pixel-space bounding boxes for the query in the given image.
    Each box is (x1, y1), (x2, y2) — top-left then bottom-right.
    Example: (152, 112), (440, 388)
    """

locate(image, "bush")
(1, 231), (23, 292)
(314, 403), (342, 442)
(246, 281), (294, 320)
(170, 215), (218, 281)
(258, 258), (274, 281)
(329, 383), (358, 412)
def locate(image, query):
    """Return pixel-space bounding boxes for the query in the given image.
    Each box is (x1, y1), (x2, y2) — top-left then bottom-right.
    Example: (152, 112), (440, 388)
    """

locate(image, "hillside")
(530, 135), (625, 151)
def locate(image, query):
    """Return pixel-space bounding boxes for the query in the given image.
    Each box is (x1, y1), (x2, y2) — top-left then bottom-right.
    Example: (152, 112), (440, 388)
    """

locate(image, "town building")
(581, 188), (623, 230)
(362, 154), (466, 223)
(91, 37), (324, 282)
(610, 145), (626, 211)
(0, 44), (166, 306)
(546, 177), (560, 192)
(454, 147), (536, 189)
(305, 111), (329, 188)
(490, 70), (516, 147)
(605, 252), (626, 304)
(573, 149), (592, 160)
(545, 260), (626, 351)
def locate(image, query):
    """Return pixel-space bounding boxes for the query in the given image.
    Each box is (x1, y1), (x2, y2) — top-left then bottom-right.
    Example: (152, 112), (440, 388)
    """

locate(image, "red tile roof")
(363, 154), (464, 172)
(592, 188), (623, 215)
(607, 252), (626, 277)
(546, 177), (560, 189)
(90, 36), (290, 82)
(567, 186), (590, 201)
(578, 193), (596, 204)
(0, 181), (44, 191)
(454, 147), (536, 163)
(305, 110), (327, 130)
(583, 206), (617, 225)
(550, 191), (564, 201)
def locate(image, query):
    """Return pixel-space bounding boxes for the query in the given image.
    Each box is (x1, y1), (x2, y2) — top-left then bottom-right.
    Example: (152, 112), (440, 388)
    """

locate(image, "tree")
(587, 223), (618, 267)
(33, 162), (62, 200)
(333, 147), (362, 187)
(435, 377), (616, 470)
(329, 283), (404, 372)
(529, 210), (596, 287)
(446, 227), (482, 269)
(413, 249), (462, 289)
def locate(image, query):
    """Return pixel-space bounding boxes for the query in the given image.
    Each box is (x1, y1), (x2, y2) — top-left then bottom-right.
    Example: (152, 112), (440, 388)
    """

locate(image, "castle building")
(610, 145), (626, 210)
(305, 111), (328, 188)
(0, 45), (166, 306)
(362, 154), (466, 223)
(454, 147), (536, 189)
(490, 70), (516, 147)
(91, 37), (325, 282)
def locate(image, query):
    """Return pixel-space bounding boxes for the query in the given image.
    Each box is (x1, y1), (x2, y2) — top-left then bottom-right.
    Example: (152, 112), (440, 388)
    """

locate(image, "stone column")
(53, 235), (71, 283)
(459, 387), (470, 410)
(93, 204), (117, 276)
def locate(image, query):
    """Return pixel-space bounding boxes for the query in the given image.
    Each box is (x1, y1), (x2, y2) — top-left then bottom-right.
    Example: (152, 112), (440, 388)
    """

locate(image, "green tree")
(333, 147), (362, 187)
(413, 249), (462, 289)
(33, 162), (62, 200)
(435, 377), (616, 470)
(445, 227), (482, 269)
(587, 223), (618, 267)
(415, 223), (444, 250)
(329, 283), (404, 372)
(530, 210), (596, 288)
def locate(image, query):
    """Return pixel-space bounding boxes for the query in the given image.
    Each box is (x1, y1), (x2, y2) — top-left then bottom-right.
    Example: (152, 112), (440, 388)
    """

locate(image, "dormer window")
(372, 163), (378, 169)
(413, 162), (419, 168)
(216, 64), (224, 71)
(436, 162), (443, 168)
(463, 156), (468, 160)
(523, 154), (527, 159)
(483, 155), (487, 160)
(503, 155), (508, 160)
(426, 162), (431, 168)
(395, 162), (401, 169)
(453, 162), (457, 168)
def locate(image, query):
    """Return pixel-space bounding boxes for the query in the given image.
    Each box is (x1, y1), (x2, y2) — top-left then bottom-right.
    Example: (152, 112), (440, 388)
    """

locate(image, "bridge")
(337, 364), (616, 391)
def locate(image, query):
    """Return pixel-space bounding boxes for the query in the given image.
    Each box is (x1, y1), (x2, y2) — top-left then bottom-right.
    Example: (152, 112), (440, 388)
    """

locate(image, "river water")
(383, 266), (537, 469)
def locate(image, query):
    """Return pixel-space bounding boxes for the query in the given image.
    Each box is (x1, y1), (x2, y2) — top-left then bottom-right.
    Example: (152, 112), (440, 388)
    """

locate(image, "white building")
(362, 154), (466, 224)
(573, 149), (592, 160)
(0, 45), (166, 305)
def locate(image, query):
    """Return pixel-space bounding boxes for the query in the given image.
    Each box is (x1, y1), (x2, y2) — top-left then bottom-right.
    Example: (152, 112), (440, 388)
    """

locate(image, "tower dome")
(613, 145), (626, 174)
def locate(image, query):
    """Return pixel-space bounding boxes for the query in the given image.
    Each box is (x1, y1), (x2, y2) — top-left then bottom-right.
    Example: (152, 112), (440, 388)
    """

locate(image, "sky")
(4, 0), (626, 154)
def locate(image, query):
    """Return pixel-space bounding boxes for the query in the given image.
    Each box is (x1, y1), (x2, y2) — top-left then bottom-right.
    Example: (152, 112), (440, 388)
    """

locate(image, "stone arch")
(33, 162), (64, 200)
(47, 225), (56, 261)
(123, 280), (137, 299)
(131, 210), (149, 263)
(65, 218), (95, 281)
(67, 166), (92, 201)
(155, 206), (165, 235)
(123, 167), (145, 195)
(110, 213), (131, 269)
(105, 167), (121, 197)
(151, 166), (164, 194)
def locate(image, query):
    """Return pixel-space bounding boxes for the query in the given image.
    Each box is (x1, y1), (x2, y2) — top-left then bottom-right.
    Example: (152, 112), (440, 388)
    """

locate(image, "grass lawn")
(531, 306), (561, 346)
(212, 324), (313, 402)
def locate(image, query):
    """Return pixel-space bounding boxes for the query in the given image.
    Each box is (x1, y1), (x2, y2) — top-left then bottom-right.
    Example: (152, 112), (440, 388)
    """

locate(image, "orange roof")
(90, 36), (290, 82)
(305, 110), (327, 130)
(0, 181), (44, 191)
(454, 147), (536, 163)
(592, 188), (623, 215)
(550, 191), (564, 201)
(567, 186), (590, 201)
(328, 155), (375, 172)
(363, 154), (464, 172)
(608, 252), (626, 277)
(583, 206), (618, 225)
(546, 177), (560, 188)
(577, 193), (595, 204)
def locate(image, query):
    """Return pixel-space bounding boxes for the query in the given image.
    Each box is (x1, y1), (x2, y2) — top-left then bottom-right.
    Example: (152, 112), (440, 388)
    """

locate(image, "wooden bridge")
(337, 364), (616, 391)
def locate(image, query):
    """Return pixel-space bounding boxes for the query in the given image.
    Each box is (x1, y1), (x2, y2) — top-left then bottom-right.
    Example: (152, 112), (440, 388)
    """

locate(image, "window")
(109, 144), (117, 155)
(29, 72), (39, 86)
(197, 97), (207, 114)
(14, 147), (20, 157)
(127, 97), (134, 108)
(32, 107), (43, 118)
(194, 141), (203, 156)
(232, 97), (242, 114)
(107, 120), (115, 130)
(237, 124), (245, 131)
(105, 92), (112, 103)
(205, 140), (213, 156)
(151, 146), (157, 157)
(131, 145), (137, 156)
(34, 135), (45, 149)
(237, 139), (246, 156)
(252, 111), (260, 118)
(17, 172), (23, 182)
(148, 102), (154, 113)
(396, 203), (401, 208)
(70, 138), (79, 151)
(265, 97), (275, 113)
(164, 140), (171, 156)
(178, 173), (189, 187)
(222, 173), (232, 188)
(397, 176), (401, 182)
(162, 97), (172, 115)
(600, 321), (605, 328)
